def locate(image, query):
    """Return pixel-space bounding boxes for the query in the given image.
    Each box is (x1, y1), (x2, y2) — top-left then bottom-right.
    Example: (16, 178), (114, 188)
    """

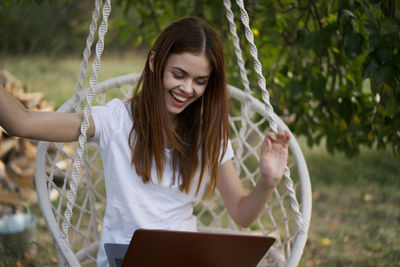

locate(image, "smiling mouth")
(170, 91), (189, 103)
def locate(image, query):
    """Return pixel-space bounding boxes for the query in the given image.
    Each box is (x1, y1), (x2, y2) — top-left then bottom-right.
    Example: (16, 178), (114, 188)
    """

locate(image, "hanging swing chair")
(34, 0), (312, 266)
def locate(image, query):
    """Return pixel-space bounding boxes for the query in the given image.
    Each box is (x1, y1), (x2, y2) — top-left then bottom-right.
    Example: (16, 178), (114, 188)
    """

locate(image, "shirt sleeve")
(219, 139), (234, 165)
(89, 99), (124, 145)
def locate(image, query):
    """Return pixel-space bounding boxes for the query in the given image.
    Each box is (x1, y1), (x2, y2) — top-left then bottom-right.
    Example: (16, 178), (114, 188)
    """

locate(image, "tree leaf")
(364, 19), (379, 35)
(320, 23), (337, 40)
(385, 94), (398, 116)
(311, 75), (327, 99)
(368, 0), (382, 4)
(344, 32), (365, 59)
(342, 9), (355, 21)
(338, 97), (354, 123)
(381, 18), (400, 33)
(376, 45), (393, 65)
(362, 53), (380, 78)
(113, 20), (128, 27)
(290, 80), (307, 101)
(369, 33), (383, 49)
(375, 64), (396, 83)
(304, 31), (318, 50)
(395, 54), (400, 69)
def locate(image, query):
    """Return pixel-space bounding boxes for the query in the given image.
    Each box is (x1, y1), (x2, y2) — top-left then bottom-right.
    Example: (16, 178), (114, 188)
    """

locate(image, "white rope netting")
(35, 1), (311, 266)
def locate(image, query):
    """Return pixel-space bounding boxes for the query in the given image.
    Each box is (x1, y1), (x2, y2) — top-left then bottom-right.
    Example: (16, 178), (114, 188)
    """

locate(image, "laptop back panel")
(119, 229), (275, 267)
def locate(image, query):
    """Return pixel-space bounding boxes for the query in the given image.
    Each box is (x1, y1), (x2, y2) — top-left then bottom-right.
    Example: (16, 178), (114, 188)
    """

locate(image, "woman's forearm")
(217, 160), (276, 228)
(232, 176), (275, 228)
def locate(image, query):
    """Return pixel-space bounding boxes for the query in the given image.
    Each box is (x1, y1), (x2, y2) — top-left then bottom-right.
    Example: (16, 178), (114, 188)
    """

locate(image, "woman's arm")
(0, 84), (94, 142)
(217, 131), (290, 228)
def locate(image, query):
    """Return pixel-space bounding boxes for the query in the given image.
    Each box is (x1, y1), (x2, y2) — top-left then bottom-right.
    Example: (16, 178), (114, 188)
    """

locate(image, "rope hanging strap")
(224, 0), (308, 264)
(61, 0), (112, 250)
(71, 0), (103, 112)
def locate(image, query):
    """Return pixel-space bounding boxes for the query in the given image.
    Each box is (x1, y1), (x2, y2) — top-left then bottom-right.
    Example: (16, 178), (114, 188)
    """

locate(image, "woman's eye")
(196, 80), (207, 86)
(173, 73), (183, 79)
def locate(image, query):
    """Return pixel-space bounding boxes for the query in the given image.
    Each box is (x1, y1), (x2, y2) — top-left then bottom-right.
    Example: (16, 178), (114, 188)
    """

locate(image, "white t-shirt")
(91, 99), (234, 267)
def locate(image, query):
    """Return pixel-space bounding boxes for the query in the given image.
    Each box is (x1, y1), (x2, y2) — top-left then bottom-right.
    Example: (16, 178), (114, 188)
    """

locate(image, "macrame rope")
(62, 0), (112, 241)
(223, 0), (251, 95)
(71, 0), (103, 112)
(231, 0), (307, 251)
(223, 0), (253, 170)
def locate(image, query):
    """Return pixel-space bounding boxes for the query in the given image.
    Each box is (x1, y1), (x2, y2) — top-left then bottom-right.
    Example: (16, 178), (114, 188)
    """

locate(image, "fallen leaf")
(51, 256), (59, 264)
(312, 191), (320, 200)
(364, 193), (377, 203)
(328, 218), (342, 228)
(371, 243), (383, 251)
(320, 237), (331, 246)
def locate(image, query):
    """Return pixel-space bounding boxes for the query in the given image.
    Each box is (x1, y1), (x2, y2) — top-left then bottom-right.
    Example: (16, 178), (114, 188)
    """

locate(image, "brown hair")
(129, 17), (229, 195)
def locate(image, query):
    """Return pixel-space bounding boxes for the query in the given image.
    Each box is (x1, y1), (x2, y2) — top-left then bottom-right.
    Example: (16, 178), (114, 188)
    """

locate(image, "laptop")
(105, 229), (275, 267)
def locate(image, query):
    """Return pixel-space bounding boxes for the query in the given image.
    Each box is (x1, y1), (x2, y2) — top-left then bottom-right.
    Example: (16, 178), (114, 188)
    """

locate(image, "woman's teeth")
(171, 92), (188, 102)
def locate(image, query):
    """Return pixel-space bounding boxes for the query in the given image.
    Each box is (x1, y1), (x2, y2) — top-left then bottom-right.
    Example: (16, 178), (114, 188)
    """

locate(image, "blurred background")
(0, 0), (399, 266)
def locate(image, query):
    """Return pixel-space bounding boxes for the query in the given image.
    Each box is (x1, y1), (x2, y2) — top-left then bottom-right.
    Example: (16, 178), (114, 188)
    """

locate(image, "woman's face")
(162, 52), (211, 122)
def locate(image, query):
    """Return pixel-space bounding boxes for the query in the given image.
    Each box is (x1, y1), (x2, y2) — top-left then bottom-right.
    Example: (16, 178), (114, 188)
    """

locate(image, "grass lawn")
(300, 143), (400, 266)
(1, 54), (399, 266)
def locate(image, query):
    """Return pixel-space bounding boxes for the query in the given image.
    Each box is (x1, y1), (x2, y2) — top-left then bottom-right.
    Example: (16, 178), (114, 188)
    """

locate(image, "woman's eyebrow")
(171, 67), (209, 79)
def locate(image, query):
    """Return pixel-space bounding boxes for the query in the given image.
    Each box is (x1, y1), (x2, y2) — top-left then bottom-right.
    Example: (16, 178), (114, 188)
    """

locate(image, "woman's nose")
(179, 80), (193, 94)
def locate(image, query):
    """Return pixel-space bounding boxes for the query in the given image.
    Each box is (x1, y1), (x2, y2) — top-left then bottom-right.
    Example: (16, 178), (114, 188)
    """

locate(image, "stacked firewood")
(0, 70), (54, 216)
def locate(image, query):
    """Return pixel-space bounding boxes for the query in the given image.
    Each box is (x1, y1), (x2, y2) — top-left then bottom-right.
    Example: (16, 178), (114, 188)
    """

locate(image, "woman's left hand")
(259, 130), (290, 188)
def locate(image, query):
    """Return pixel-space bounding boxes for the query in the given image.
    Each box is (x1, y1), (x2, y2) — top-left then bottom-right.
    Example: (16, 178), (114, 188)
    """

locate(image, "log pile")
(0, 70), (54, 216)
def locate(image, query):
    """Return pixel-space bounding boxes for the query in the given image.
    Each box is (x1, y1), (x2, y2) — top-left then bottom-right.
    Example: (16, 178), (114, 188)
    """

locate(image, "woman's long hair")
(129, 17), (229, 195)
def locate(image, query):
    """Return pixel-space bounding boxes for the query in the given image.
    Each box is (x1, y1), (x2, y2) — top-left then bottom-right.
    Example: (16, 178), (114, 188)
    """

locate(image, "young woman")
(0, 17), (290, 266)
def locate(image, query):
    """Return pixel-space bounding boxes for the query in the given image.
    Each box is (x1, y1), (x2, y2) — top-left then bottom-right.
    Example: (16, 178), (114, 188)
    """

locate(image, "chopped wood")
(0, 161), (5, 179)
(0, 160), (20, 193)
(56, 158), (72, 171)
(18, 139), (37, 160)
(47, 143), (75, 157)
(0, 69), (54, 111)
(13, 91), (44, 109)
(62, 144), (76, 156)
(0, 138), (18, 160)
(0, 70), (22, 93)
(6, 157), (35, 188)
(0, 189), (21, 206)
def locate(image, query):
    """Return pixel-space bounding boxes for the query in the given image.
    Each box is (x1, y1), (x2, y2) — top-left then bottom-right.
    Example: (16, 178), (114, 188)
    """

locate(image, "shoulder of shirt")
(106, 98), (133, 122)
(105, 98), (129, 112)
(106, 98), (124, 107)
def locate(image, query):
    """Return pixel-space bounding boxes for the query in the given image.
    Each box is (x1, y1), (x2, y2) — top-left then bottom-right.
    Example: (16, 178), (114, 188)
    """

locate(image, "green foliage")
(1, 0), (399, 157)
(0, 1), (92, 54)
(0, 0), (130, 54)
(113, 0), (400, 157)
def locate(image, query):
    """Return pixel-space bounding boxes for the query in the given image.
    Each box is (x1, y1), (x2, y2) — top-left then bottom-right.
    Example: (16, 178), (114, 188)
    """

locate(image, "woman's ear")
(149, 51), (155, 72)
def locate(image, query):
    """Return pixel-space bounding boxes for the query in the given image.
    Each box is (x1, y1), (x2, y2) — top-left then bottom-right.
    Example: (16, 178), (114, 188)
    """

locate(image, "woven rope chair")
(34, 0), (312, 266)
